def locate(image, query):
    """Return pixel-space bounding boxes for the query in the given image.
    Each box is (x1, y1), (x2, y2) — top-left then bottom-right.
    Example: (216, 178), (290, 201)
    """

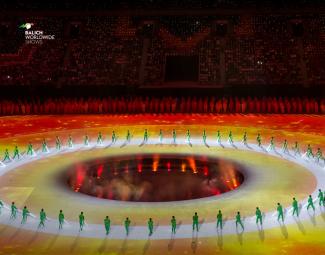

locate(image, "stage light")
(167, 162), (171, 172)
(96, 164), (104, 179)
(138, 163), (142, 173)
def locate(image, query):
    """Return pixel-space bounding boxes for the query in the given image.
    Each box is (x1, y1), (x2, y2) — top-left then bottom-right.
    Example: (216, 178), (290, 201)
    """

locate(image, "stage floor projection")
(0, 114), (324, 255)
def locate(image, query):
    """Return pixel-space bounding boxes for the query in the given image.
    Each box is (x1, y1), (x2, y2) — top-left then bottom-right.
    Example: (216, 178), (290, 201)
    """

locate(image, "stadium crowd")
(0, 96), (323, 115)
(1, 14), (325, 87)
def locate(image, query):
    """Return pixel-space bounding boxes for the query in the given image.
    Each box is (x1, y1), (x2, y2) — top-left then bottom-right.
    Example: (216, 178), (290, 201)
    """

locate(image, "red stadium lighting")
(138, 163), (142, 173)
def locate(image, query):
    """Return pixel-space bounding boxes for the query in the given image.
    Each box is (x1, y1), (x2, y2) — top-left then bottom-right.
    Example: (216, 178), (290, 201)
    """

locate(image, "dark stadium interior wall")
(165, 56), (199, 82)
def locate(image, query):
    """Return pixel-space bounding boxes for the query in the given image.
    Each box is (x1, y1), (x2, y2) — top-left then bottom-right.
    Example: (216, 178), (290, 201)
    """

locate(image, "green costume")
(256, 207), (262, 225)
(235, 212), (244, 230)
(126, 130), (131, 143)
(307, 195), (315, 211)
(243, 132), (247, 145)
(256, 134), (262, 147)
(39, 208), (46, 228)
(0, 200), (3, 213)
(316, 148), (323, 163)
(13, 145), (20, 160)
(148, 218), (154, 236)
(97, 132), (103, 144)
(104, 216), (110, 235)
(59, 210), (64, 229)
(21, 206), (29, 224)
(172, 129), (177, 144)
(143, 129), (148, 143)
(277, 203), (284, 222)
(292, 197), (299, 217)
(228, 131), (233, 144)
(186, 129), (191, 144)
(203, 130), (207, 144)
(26, 142), (34, 156)
(192, 212), (199, 232)
(68, 135), (73, 148)
(171, 216), (176, 234)
(84, 135), (90, 146)
(10, 202), (17, 219)
(306, 144), (313, 158)
(318, 189), (324, 207)
(3, 148), (11, 161)
(293, 141), (300, 156)
(42, 139), (49, 152)
(269, 137), (275, 151)
(56, 136), (62, 150)
(79, 212), (85, 231)
(159, 129), (163, 143)
(112, 131), (117, 144)
(216, 210), (223, 229)
(125, 217), (131, 235)
(216, 130), (221, 144)
(282, 140), (289, 154)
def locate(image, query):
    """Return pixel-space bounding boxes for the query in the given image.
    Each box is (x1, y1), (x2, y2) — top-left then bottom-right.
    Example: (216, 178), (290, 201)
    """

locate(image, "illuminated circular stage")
(64, 154), (245, 202)
(0, 114), (324, 254)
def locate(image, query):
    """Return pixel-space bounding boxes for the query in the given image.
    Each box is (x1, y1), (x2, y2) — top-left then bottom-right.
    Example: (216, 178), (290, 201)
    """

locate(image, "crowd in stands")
(0, 97), (324, 115)
(1, 0), (324, 10)
(1, 14), (325, 87)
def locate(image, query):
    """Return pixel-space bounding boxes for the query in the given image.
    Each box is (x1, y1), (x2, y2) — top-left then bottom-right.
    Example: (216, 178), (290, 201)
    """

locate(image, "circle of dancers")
(0, 129), (324, 236)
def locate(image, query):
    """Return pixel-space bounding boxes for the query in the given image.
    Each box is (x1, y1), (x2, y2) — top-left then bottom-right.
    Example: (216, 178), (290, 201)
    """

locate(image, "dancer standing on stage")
(293, 141), (301, 156)
(172, 129), (177, 144)
(186, 129), (191, 145)
(227, 131), (234, 145)
(171, 216), (177, 234)
(125, 217), (131, 235)
(97, 132), (103, 145)
(68, 135), (73, 148)
(192, 212), (199, 232)
(26, 142), (34, 156)
(242, 132), (247, 145)
(316, 148), (323, 163)
(104, 216), (110, 235)
(203, 129), (207, 144)
(42, 139), (49, 153)
(282, 139), (289, 154)
(217, 130), (221, 145)
(292, 197), (299, 217)
(58, 210), (64, 229)
(79, 211), (85, 231)
(84, 134), (90, 146)
(111, 131), (117, 144)
(10, 202), (17, 219)
(21, 206), (30, 224)
(3, 148), (11, 161)
(56, 136), (62, 150)
(235, 212), (244, 230)
(13, 145), (21, 160)
(318, 189), (324, 207)
(255, 207), (262, 225)
(256, 133), (262, 147)
(216, 210), (223, 230)
(159, 129), (163, 144)
(277, 203), (284, 222)
(268, 137), (275, 151)
(126, 130), (131, 143)
(39, 208), (47, 228)
(306, 144), (314, 159)
(148, 218), (154, 236)
(143, 129), (149, 144)
(307, 195), (315, 211)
